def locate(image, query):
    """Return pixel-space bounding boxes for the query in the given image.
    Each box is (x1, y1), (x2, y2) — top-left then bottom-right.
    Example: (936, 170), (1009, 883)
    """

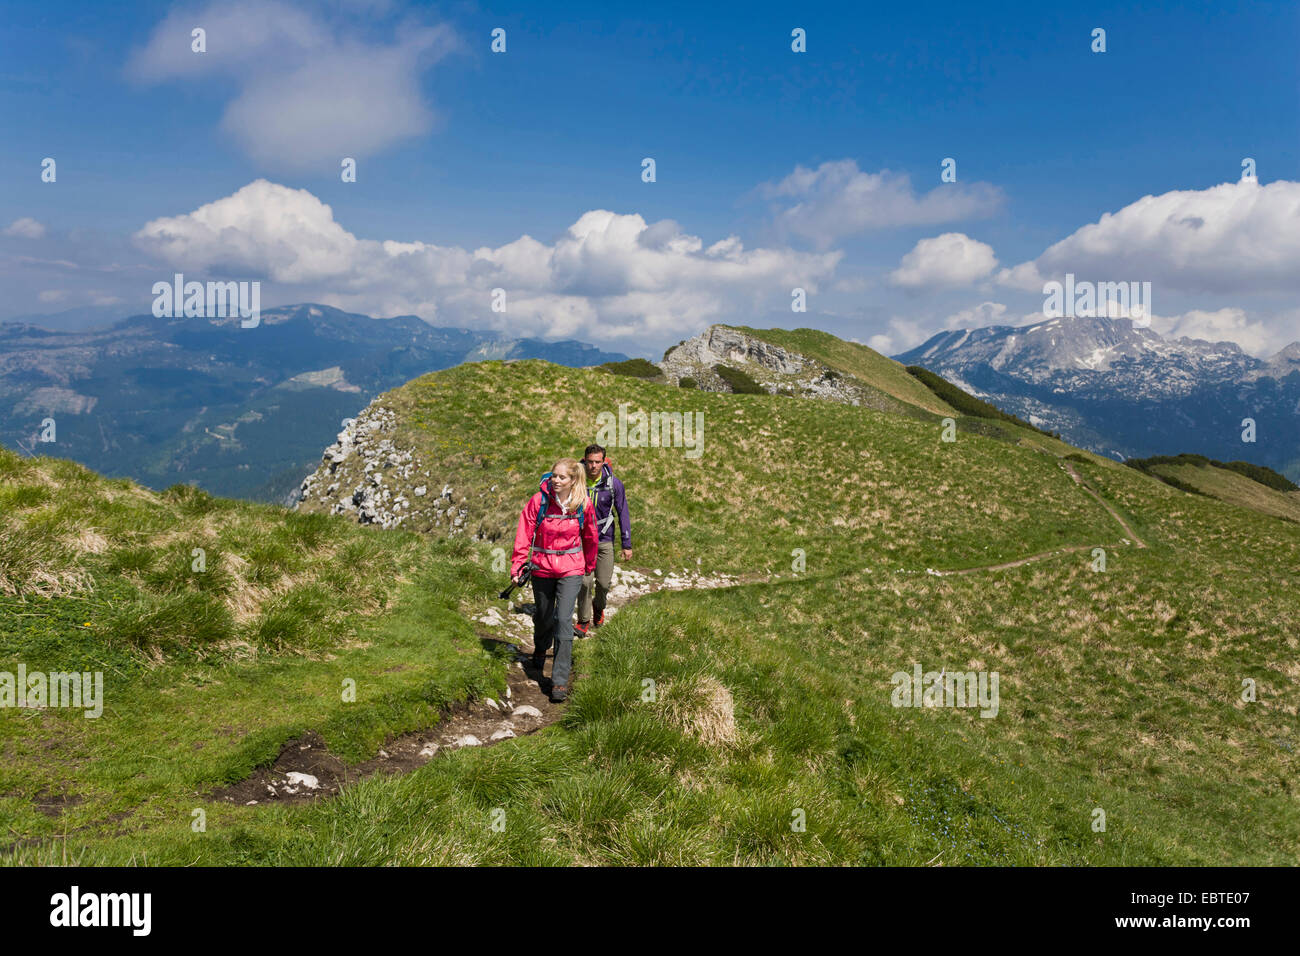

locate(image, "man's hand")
(621, 549), (632, 561)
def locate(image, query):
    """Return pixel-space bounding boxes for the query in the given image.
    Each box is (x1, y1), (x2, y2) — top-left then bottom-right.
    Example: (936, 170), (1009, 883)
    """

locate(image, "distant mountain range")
(894, 315), (1300, 481)
(1, 304), (132, 334)
(0, 303), (627, 502)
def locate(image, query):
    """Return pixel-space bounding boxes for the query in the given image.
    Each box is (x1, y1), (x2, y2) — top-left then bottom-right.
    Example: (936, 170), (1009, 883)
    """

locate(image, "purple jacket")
(590, 463), (632, 548)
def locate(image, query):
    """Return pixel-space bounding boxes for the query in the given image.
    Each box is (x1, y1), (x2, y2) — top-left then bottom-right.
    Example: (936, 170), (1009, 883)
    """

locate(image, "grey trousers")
(577, 540), (615, 622)
(531, 574), (583, 688)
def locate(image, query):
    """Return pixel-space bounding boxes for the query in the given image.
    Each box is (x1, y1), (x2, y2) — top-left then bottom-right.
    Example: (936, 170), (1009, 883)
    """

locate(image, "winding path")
(1059, 459), (1147, 548)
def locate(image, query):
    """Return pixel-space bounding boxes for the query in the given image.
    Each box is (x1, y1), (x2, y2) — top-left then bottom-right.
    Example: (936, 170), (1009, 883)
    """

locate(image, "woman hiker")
(510, 458), (598, 702)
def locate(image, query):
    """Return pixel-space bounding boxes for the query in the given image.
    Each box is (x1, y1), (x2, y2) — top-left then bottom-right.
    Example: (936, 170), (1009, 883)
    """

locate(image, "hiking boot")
(550, 684), (569, 703)
(573, 620), (590, 637)
(593, 608), (605, 628)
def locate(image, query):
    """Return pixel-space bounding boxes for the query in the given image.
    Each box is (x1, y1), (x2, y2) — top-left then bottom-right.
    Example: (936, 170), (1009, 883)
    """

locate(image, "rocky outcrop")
(659, 325), (868, 406)
(296, 399), (475, 533)
(663, 326), (806, 378)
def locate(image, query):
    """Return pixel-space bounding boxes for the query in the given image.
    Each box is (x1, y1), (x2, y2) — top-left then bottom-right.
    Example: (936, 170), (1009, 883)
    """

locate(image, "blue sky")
(2, 0), (1298, 357)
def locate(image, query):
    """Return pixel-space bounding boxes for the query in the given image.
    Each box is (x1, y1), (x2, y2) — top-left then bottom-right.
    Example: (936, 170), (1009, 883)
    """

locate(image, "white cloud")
(1003, 179), (1300, 294)
(126, 1), (457, 169)
(890, 233), (998, 288)
(759, 160), (1004, 247)
(37, 290), (68, 303)
(4, 218), (47, 239)
(993, 260), (1045, 292)
(133, 179), (842, 341)
(943, 301), (1009, 329)
(1144, 307), (1278, 357)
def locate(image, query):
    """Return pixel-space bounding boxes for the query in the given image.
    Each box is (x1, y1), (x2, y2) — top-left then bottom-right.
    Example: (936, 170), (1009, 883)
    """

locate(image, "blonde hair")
(552, 458), (588, 513)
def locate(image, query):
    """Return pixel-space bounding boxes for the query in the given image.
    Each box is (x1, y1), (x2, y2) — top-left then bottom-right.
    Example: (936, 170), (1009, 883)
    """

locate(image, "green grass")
(712, 364), (766, 395)
(11, 538), (1294, 864)
(0, 447), (507, 855)
(600, 358), (664, 379)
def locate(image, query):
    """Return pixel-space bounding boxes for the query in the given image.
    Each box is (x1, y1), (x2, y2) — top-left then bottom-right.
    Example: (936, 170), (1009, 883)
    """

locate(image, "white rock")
(418, 743), (440, 758)
(484, 697), (499, 710)
(511, 704), (543, 719)
(414, 486), (427, 496)
(489, 727), (516, 741)
(284, 772), (319, 790)
(451, 734), (482, 747)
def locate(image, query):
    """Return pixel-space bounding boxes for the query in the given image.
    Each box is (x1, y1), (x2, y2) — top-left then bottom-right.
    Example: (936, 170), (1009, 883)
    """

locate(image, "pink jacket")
(512, 476), (598, 579)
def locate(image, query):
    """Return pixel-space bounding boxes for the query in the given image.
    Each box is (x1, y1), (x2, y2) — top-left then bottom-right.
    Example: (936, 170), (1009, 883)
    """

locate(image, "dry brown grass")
(662, 675), (739, 749)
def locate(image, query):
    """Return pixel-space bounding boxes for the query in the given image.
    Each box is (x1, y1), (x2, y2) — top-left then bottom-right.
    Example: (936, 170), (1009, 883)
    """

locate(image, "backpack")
(588, 463), (618, 535)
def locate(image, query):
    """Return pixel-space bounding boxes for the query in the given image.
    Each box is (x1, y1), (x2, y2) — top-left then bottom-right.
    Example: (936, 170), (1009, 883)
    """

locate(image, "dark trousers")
(531, 574), (582, 687)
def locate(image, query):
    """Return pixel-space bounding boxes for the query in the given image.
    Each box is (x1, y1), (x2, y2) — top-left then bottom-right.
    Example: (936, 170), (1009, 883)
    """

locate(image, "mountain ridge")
(894, 314), (1300, 480)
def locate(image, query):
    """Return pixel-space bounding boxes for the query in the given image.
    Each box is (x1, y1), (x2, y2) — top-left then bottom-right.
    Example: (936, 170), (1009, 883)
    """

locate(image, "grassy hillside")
(4, 347), (1298, 865)
(1121, 454), (1300, 524)
(730, 325), (962, 418)
(300, 360), (1118, 573)
(1153, 464), (1300, 522)
(0, 448), (504, 850)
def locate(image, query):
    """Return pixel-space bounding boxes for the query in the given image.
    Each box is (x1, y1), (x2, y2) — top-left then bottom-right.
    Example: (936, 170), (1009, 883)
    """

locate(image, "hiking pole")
(502, 492), (548, 599)
(499, 562), (533, 600)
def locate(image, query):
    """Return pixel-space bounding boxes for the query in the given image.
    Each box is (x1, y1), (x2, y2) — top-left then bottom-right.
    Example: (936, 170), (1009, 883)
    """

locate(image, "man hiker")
(575, 444), (632, 635)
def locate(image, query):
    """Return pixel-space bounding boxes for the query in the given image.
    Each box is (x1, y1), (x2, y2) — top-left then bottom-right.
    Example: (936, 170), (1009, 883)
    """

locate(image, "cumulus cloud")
(1001, 179), (1300, 294)
(4, 218), (47, 239)
(890, 233), (998, 288)
(993, 260), (1046, 292)
(758, 160), (1004, 247)
(126, 1), (457, 169)
(133, 179), (841, 341)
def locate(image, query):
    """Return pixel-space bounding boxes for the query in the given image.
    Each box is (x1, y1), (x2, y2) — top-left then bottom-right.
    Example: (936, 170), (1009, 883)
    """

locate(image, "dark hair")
(584, 444), (606, 460)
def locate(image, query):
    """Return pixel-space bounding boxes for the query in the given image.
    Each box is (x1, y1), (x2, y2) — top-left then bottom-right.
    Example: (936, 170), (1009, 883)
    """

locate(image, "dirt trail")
(211, 565), (743, 806)
(1059, 459), (1147, 548)
(928, 544), (1101, 577)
